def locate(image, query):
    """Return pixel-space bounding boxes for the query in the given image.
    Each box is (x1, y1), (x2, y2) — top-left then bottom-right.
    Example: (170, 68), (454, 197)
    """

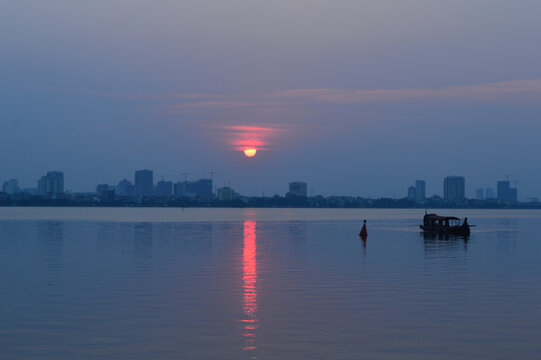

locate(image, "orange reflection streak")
(242, 220), (258, 355)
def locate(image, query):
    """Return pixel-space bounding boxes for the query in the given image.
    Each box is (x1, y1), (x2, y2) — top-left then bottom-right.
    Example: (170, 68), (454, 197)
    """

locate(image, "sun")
(243, 148), (257, 157)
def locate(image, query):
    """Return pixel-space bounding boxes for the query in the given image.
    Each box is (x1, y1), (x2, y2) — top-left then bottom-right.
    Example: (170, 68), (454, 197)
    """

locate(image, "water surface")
(1, 208), (540, 359)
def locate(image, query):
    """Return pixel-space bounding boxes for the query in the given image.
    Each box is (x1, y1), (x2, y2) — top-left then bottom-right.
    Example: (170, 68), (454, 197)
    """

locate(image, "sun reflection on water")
(242, 220), (258, 356)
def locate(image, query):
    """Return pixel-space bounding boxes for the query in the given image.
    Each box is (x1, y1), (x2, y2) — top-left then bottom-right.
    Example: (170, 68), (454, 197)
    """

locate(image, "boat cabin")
(423, 214), (461, 229)
(420, 212), (471, 236)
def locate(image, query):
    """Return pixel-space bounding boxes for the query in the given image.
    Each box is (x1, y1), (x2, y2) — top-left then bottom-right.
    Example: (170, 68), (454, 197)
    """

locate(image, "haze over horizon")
(2, 1), (541, 199)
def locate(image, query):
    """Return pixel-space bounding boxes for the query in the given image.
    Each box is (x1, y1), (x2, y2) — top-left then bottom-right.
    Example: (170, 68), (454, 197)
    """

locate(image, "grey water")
(0, 208), (540, 359)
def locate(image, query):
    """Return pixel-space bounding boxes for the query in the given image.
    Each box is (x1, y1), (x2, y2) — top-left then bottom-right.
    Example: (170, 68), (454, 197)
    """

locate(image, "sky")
(2, 0), (541, 199)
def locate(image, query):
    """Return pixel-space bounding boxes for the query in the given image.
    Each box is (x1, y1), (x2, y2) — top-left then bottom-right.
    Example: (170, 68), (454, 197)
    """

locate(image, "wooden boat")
(420, 212), (471, 236)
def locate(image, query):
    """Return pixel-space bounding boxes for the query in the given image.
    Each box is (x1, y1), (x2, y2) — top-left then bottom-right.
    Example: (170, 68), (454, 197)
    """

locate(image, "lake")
(1, 208), (540, 359)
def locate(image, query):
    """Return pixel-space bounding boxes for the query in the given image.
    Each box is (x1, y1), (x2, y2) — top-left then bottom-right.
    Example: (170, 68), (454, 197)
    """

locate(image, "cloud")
(217, 125), (286, 151)
(150, 79), (541, 111)
(103, 92), (218, 100)
(268, 79), (541, 104)
(164, 100), (274, 110)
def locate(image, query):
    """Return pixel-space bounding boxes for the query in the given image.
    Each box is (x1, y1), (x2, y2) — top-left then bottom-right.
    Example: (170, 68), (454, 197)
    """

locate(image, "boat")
(420, 211), (471, 236)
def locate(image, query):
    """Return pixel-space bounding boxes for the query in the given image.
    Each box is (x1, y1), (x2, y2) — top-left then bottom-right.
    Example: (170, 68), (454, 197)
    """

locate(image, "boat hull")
(420, 224), (470, 236)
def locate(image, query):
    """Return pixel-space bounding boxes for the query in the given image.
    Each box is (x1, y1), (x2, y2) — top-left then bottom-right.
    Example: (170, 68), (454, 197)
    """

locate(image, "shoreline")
(0, 207), (540, 223)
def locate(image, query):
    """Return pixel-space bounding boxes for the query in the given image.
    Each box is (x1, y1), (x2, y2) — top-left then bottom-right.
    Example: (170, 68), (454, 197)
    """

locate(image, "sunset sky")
(2, 1), (541, 198)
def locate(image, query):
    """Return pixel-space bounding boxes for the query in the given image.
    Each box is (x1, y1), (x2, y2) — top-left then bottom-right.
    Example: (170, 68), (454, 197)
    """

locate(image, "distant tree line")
(1, 192), (540, 209)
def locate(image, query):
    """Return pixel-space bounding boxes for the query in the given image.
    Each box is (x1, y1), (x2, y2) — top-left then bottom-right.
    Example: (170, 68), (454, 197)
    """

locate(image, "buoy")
(359, 220), (367, 237)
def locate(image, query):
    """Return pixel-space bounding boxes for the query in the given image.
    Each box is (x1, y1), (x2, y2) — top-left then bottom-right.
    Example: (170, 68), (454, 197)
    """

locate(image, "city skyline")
(1, 168), (531, 202)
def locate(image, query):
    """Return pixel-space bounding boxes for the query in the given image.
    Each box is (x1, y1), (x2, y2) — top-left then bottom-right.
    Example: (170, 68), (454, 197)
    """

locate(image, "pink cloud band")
(151, 79), (541, 111)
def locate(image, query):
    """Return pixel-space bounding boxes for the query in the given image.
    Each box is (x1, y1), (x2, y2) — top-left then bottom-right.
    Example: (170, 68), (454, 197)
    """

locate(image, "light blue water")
(0, 208), (540, 359)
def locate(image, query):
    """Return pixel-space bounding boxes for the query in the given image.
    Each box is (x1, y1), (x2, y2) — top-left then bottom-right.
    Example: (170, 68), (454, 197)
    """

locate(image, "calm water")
(1, 208), (540, 359)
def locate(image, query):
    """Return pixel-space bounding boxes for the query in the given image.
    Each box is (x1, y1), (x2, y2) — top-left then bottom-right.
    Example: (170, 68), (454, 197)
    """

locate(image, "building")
(407, 186), (416, 201)
(289, 182), (308, 197)
(443, 176), (465, 201)
(135, 169), (153, 197)
(116, 179), (135, 196)
(187, 179), (213, 198)
(497, 180), (518, 203)
(485, 188), (495, 199)
(217, 186), (234, 201)
(415, 180), (426, 202)
(96, 184), (115, 201)
(155, 180), (173, 196)
(173, 179), (213, 198)
(2, 179), (21, 194)
(173, 181), (186, 197)
(37, 171), (64, 196)
(476, 188), (484, 200)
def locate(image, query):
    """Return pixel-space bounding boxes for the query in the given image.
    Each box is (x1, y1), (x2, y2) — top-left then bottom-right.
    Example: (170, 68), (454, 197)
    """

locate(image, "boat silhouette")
(420, 211), (472, 236)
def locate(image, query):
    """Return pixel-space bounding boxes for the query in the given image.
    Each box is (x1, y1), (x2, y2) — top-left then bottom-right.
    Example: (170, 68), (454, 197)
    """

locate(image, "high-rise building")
(476, 188), (484, 200)
(443, 176), (465, 201)
(217, 186), (234, 201)
(497, 181), (518, 203)
(415, 180), (426, 202)
(173, 181), (186, 197)
(155, 180), (173, 196)
(289, 182), (308, 197)
(485, 188), (495, 199)
(2, 179), (21, 194)
(407, 186), (416, 201)
(497, 181), (508, 200)
(188, 179), (213, 198)
(135, 170), (153, 196)
(96, 184), (115, 201)
(116, 179), (135, 196)
(173, 179), (213, 198)
(37, 171), (64, 195)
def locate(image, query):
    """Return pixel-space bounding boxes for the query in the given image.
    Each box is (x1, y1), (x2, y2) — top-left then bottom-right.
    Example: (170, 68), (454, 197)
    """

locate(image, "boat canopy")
(425, 214), (460, 221)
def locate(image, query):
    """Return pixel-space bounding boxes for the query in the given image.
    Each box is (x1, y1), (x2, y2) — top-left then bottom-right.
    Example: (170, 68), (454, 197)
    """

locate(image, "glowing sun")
(243, 148), (257, 157)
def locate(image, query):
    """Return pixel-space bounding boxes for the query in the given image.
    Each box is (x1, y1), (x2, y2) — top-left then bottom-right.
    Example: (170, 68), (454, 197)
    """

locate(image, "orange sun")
(243, 148), (257, 157)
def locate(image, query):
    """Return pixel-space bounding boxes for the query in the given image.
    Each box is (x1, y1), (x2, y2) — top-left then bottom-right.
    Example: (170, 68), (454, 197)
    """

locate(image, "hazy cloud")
(150, 79), (541, 112)
(270, 79), (541, 104)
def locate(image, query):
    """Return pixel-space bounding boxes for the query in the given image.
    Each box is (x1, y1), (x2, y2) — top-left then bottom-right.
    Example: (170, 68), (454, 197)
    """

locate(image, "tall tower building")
(443, 176), (465, 201)
(37, 171), (64, 195)
(155, 180), (173, 196)
(217, 186), (234, 201)
(289, 182), (308, 197)
(407, 186), (416, 201)
(135, 169), (153, 196)
(116, 179), (135, 196)
(476, 188), (484, 200)
(173, 181), (186, 198)
(497, 180), (518, 203)
(415, 180), (426, 202)
(2, 179), (21, 194)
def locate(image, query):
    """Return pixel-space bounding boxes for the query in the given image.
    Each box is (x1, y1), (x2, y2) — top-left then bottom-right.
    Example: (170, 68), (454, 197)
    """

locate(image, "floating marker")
(359, 220), (368, 237)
